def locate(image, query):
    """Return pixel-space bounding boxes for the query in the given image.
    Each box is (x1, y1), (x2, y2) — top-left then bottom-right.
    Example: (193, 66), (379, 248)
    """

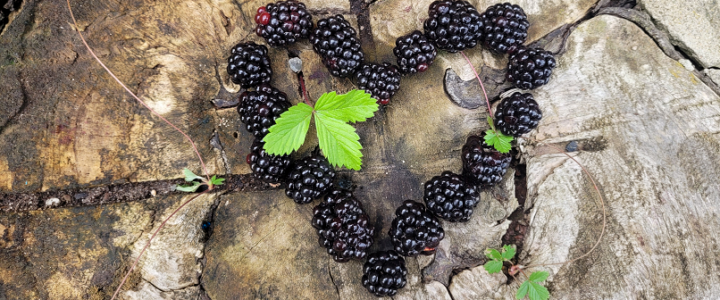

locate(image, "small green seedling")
(176, 168), (225, 192)
(484, 116), (514, 154)
(484, 245), (550, 300)
(262, 89), (379, 170)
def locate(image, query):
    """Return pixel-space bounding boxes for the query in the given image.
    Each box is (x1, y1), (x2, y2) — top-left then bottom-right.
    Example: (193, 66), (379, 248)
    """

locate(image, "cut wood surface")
(0, 0), (719, 299)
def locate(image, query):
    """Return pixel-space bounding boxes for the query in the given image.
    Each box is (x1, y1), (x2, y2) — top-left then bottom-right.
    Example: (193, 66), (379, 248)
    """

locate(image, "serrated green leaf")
(315, 112), (363, 170)
(263, 103), (313, 156)
(314, 90), (379, 123)
(210, 175), (225, 186)
(486, 249), (502, 261)
(529, 271), (549, 283)
(484, 129), (513, 153)
(176, 181), (201, 193)
(183, 168), (203, 182)
(483, 260), (503, 274)
(516, 281), (530, 299)
(502, 245), (517, 260)
(527, 282), (550, 300)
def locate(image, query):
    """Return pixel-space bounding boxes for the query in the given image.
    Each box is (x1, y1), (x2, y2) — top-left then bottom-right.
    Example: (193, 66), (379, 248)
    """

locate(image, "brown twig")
(460, 51), (493, 116)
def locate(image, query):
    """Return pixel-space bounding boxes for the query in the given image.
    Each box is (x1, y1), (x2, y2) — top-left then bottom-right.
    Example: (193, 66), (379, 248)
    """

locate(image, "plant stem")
(66, 0), (210, 182)
(110, 189), (211, 300)
(298, 72), (311, 106)
(460, 51), (493, 116)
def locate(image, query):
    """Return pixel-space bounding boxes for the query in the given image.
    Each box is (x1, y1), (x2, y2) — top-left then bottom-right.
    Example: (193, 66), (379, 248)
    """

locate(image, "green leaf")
(176, 181), (201, 193)
(183, 168), (203, 182)
(502, 245), (517, 261)
(527, 282), (550, 300)
(486, 249), (502, 261)
(315, 112), (363, 170)
(516, 281), (530, 299)
(484, 129), (513, 153)
(529, 271), (549, 283)
(483, 260), (503, 274)
(210, 175), (225, 186)
(314, 90), (379, 123)
(263, 103), (313, 156)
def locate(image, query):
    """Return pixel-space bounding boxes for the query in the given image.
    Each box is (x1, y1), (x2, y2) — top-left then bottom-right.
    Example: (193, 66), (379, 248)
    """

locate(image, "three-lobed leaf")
(210, 175), (225, 186)
(516, 272), (550, 300)
(485, 117), (513, 153)
(263, 103), (313, 156)
(502, 244), (517, 260)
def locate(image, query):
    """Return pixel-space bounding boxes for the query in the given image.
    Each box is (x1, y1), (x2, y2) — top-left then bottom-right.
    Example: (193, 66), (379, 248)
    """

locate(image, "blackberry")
(238, 84), (291, 139)
(286, 155), (336, 204)
(393, 30), (437, 74)
(254, 1), (313, 47)
(507, 46), (557, 90)
(389, 200), (445, 257)
(310, 15), (364, 78)
(423, 0), (484, 53)
(461, 135), (511, 187)
(423, 171), (480, 222)
(362, 250), (408, 297)
(494, 92), (542, 137)
(227, 42), (272, 88)
(355, 63), (402, 105)
(311, 190), (374, 262)
(479, 3), (530, 54)
(246, 139), (291, 184)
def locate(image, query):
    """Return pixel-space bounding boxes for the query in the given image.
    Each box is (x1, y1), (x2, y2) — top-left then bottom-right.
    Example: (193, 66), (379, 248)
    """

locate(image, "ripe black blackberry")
(238, 84), (291, 139)
(461, 135), (511, 187)
(507, 46), (557, 90)
(246, 139), (291, 184)
(227, 42), (272, 88)
(355, 63), (402, 105)
(362, 250), (408, 297)
(494, 92), (542, 137)
(311, 190), (374, 262)
(310, 15), (364, 78)
(254, 1), (313, 47)
(393, 30), (437, 74)
(389, 200), (445, 257)
(423, 0), (484, 53)
(286, 155), (336, 204)
(423, 171), (480, 222)
(479, 3), (529, 54)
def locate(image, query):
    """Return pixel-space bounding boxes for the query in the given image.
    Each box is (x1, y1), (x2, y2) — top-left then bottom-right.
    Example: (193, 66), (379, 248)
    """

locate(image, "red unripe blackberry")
(254, 1), (313, 47)
(494, 92), (542, 137)
(423, 0), (484, 53)
(480, 3), (530, 54)
(246, 139), (291, 184)
(285, 155), (336, 204)
(362, 250), (408, 297)
(310, 15), (365, 78)
(507, 46), (556, 90)
(227, 42), (272, 88)
(393, 30), (437, 74)
(311, 190), (374, 262)
(355, 63), (402, 105)
(423, 171), (480, 222)
(389, 200), (445, 257)
(461, 135), (511, 187)
(237, 84), (291, 139)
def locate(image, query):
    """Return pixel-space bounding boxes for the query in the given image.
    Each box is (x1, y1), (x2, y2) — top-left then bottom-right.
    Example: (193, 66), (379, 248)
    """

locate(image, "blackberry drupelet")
(355, 63), (402, 105)
(479, 3), (529, 54)
(310, 15), (364, 77)
(238, 84), (291, 139)
(311, 190), (374, 262)
(246, 139), (291, 184)
(423, 171), (480, 222)
(393, 30), (437, 74)
(254, 1), (313, 47)
(286, 155), (336, 204)
(389, 200), (445, 257)
(227, 42), (272, 88)
(494, 92), (542, 137)
(507, 46), (557, 90)
(461, 135), (511, 187)
(362, 250), (408, 297)
(423, 0), (484, 53)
